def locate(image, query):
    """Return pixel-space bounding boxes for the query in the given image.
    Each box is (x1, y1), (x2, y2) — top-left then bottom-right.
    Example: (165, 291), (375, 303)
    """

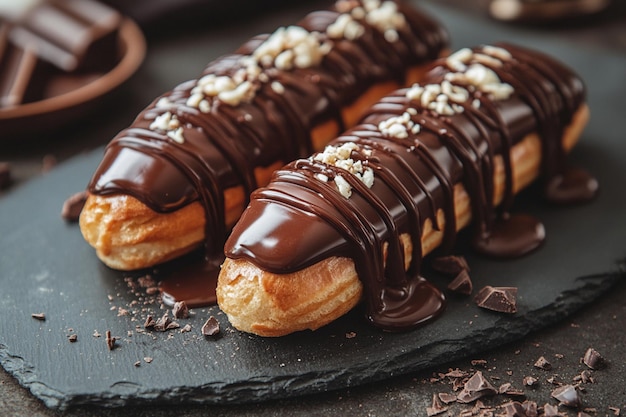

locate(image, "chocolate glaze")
(88, 0), (449, 258)
(225, 43), (594, 330)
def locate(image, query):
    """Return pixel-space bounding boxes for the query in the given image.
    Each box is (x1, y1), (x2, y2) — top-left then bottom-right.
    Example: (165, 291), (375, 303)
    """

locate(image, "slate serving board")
(1, 2), (626, 411)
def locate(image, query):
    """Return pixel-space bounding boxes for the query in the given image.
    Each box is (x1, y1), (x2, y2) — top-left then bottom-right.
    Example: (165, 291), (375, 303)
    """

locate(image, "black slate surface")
(1, 1), (626, 411)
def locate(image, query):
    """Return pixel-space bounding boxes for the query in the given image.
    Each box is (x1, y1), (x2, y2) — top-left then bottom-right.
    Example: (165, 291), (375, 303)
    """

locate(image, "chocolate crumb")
(180, 324), (192, 333)
(143, 357), (153, 364)
(61, 190), (87, 222)
(105, 330), (116, 351)
(172, 301), (189, 319)
(471, 359), (487, 367)
(437, 392), (457, 404)
(475, 286), (517, 313)
(502, 401), (527, 417)
(202, 316), (220, 336)
(543, 403), (560, 417)
(456, 371), (497, 403)
(426, 393), (448, 416)
(0, 162), (12, 190)
(432, 255), (469, 275)
(551, 384), (580, 407)
(68, 334), (78, 343)
(31, 313), (46, 321)
(447, 269), (473, 295)
(523, 376), (538, 386)
(582, 347), (605, 370)
(133, 361), (141, 367)
(346, 331), (357, 339)
(534, 356), (552, 370)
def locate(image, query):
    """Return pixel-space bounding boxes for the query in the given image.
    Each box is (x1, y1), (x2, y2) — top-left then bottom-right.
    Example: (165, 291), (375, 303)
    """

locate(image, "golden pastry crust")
(216, 104), (589, 337)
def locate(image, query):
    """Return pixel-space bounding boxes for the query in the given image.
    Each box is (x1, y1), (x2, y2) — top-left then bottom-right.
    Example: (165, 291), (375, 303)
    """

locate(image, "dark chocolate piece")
(523, 400), (538, 417)
(534, 356), (552, 370)
(475, 286), (517, 314)
(68, 334), (78, 343)
(143, 315), (156, 329)
(0, 162), (12, 190)
(543, 403), (560, 417)
(456, 371), (497, 403)
(0, 24), (41, 108)
(201, 316), (220, 336)
(61, 190), (88, 222)
(582, 347), (605, 370)
(437, 392), (457, 404)
(447, 270), (473, 295)
(523, 376), (538, 386)
(31, 312), (46, 321)
(502, 401), (527, 417)
(431, 255), (469, 275)
(426, 393), (448, 416)
(172, 301), (190, 319)
(551, 384), (581, 407)
(105, 330), (116, 350)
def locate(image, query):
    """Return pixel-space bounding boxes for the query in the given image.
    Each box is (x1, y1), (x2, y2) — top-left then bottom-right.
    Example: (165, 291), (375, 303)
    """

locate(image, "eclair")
(218, 43), (596, 337)
(79, 0), (448, 270)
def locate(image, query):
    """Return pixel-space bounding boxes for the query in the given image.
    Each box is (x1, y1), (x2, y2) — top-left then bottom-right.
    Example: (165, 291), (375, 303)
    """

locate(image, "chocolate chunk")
(61, 190), (88, 222)
(502, 401), (527, 417)
(437, 392), (457, 404)
(105, 330), (116, 350)
(143, 315), (156, 329)
(172, 301), (189, 319)
(431, 255), (469, 275)
(543, 403), (560, 417)
(523, 400), (538, 417)
(475, 286), (517, 314)
(582, 347), (605, 370)
(201, 316), (220, 336)
(0, 162), (12, 190)
(153, 312), (172, 332)
(551, 384), (581, 408)
(68, 334), (77, 343)
(523, 376), (538, 386)
(456, 371), (497, 403)
(426, 393), (448, 416)
(447, 269), (473, 295)
(534, 356), (552, 370)
(31, 312), (46, 321)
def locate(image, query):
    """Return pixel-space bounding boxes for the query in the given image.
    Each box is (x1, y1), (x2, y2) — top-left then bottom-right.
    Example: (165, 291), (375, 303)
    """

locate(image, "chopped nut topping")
(378, 111), (420, 139)
(149, 112), (186, 144)
(313, 142), (374, 198)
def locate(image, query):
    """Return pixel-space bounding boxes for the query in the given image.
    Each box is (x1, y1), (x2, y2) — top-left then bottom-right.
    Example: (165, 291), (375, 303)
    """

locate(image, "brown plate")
(0, 18), (146, 139)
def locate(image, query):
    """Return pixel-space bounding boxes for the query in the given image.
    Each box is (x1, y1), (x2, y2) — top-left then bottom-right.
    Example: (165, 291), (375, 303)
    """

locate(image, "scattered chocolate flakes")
(426, 393), (448, 416)
(475, 286), (518, 314)
(432, 255), (469, 275)
(534, 356), (552, 370)
(574, 370), (594, 384)
(68, 334), (78, 343)
(105, 330), (116, 351)
(172, 301), (189, 319)
(582, 347), (605, 370)
(61, 190), (87, 222)
(31, 313), (46, 321)
(153, 313), (173, 332)
(471, 359), (488, 367)
(456, 371), (498, 403)
(201, 316), (220, 336)
(551, 384), (580, 408)
(523, 376), (538, 387)
(445, 368), (468, 378)
(0, 162), (12, 190)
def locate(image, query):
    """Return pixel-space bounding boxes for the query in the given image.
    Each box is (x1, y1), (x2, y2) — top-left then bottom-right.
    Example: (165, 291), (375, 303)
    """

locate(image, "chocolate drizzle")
(225, 43), (594, 331)
(87, 0), (448, 263)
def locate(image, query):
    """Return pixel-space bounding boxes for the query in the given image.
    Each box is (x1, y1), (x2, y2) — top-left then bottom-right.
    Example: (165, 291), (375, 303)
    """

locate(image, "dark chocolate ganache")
(87, 0), (448, 256)
(225, 43), (596, 331)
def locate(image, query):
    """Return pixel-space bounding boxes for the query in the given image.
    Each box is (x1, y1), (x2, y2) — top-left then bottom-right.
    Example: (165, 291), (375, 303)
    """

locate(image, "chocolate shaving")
(456, 371), (497, 403)
(475, 286), (518, 313)
(582, 347), (605, 370)
(61, 190), (88, 222)
(437, 392), (457, 404)
(447, 269), (473, 295)
(172, 301), (189, 319)
(201, 316), (220, 336)
(31, 312), (45, 321)
(426, 393), (448, 416)
(431, 255), (469, 275)
(105, 330), (116, 350)
(551, 384), (581, 408)
(534, 356), (552, 370)
(0, 162), (12, 190)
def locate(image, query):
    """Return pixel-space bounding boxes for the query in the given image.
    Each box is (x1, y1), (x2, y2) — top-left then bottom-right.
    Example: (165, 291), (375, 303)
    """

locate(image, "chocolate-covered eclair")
(80, 0), (448, 270)
(218, 44), (596, 336)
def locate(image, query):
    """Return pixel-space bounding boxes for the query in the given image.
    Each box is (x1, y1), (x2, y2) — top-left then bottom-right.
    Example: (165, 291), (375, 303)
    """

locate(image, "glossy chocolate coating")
(88, 0), (449, 255)
(225, 43), (589, 330)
